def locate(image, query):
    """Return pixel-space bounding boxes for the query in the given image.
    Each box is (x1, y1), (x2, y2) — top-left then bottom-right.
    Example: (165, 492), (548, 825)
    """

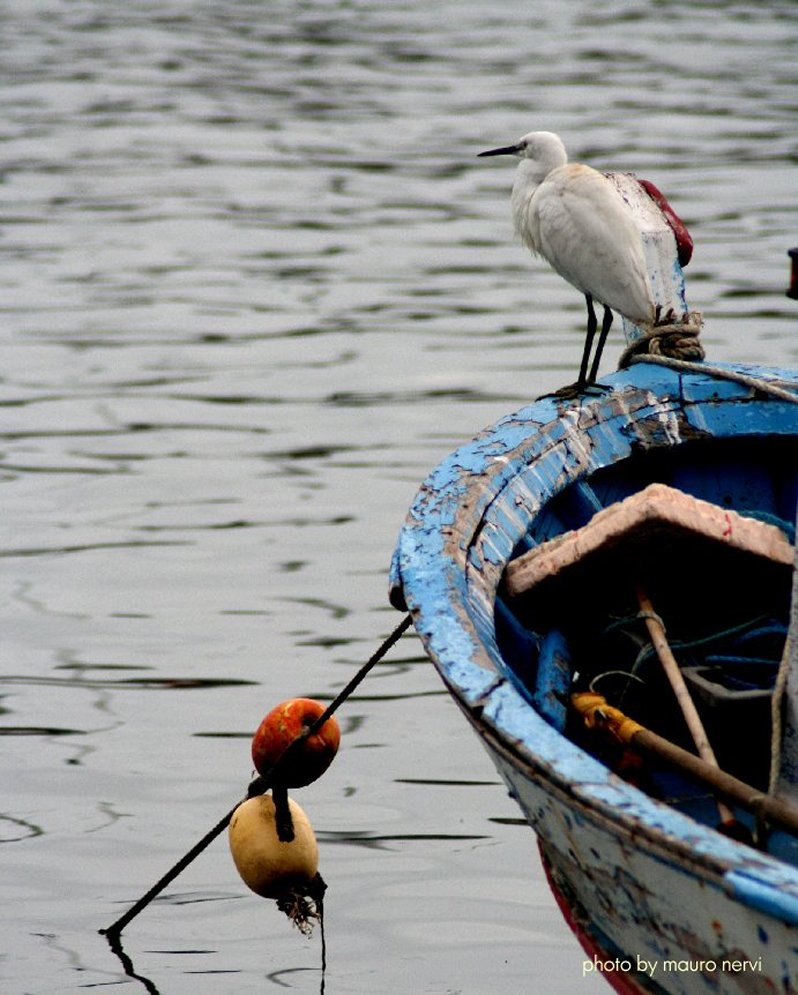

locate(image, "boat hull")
(485, 718), (792, 994)
(391, 362), (798, 993)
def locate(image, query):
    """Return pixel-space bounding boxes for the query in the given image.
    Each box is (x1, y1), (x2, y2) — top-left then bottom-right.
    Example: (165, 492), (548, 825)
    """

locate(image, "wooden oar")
(572, 691), (798, 838)
(635, 584), (738, 830)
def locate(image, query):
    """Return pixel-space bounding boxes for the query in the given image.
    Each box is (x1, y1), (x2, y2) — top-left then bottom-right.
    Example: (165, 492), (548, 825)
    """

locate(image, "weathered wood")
(392, 362), (798, 989)
(636, 584), (737, 828)
(772, 506), (798, 801)
(505, 482), (793, 598)
(604, 171), (702, 358)
(573, 691), (798, 837)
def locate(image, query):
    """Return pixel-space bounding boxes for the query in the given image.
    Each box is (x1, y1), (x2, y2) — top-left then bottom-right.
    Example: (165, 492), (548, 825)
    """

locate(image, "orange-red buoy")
(251, 697), (340, 787)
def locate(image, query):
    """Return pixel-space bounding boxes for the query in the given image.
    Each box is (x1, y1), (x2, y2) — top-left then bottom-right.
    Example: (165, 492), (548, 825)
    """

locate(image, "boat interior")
(495, 435), (798, 864)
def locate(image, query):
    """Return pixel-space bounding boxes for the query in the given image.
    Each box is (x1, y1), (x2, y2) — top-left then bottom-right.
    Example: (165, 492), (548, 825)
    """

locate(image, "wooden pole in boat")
(635, 584), (738, 828)
(572, 692), (798, 838)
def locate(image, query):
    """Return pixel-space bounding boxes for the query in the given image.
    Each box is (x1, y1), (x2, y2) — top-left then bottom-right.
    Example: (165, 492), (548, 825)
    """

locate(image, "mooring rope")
(626, 353), (798, 405)
(100, 612), (413, 939)
(770, 633), (792, 796)
(615, 307), (798, 407)
(619, 315), (705, 367)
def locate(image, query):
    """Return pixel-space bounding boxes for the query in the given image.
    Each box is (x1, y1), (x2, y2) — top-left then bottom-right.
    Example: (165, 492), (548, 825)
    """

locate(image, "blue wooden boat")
(390, 358), (798, 993)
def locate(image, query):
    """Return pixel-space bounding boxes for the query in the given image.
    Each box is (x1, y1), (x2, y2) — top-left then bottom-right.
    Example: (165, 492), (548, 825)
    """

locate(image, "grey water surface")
(2, 1), (797, 992)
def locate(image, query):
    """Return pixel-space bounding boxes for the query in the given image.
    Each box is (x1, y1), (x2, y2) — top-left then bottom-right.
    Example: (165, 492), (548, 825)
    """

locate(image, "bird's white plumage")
(504, 132), (656, 326)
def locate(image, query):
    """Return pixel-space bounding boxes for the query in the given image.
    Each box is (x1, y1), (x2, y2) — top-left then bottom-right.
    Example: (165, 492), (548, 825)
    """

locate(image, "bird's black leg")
(542, 295), (611, 400)
(578, 294), (597, 386)
(588, 306), (613, 383)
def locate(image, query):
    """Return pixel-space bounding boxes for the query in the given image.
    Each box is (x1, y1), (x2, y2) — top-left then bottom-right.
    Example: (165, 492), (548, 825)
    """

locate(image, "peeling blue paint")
(392, 361), (798, 988)
(726, 870), (798, 927)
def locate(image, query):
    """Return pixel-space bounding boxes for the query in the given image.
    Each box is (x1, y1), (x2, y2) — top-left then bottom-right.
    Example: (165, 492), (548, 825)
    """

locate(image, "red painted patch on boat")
(638, 178), (694, 267)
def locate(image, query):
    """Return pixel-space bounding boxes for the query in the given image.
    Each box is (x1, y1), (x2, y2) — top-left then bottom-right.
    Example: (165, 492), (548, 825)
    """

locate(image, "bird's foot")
(654, 305), (677, 326)
(538, 380), (612, 401)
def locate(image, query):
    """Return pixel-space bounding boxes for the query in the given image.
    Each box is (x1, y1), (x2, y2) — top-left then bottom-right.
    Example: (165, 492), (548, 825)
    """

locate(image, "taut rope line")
(100, 613), (413, 939)
(627, 353), (798, 405)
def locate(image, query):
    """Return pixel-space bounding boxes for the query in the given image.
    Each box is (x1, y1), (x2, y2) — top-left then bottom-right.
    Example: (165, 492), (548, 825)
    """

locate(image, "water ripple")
(3, 2), (796, 992)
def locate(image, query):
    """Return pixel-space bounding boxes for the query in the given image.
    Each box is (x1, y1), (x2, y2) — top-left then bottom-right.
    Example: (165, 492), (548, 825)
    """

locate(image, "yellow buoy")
(228, 794), (318, 899)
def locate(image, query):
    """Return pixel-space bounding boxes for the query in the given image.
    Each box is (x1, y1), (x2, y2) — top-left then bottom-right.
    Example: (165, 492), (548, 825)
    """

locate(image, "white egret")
(479, 131), (691, 386)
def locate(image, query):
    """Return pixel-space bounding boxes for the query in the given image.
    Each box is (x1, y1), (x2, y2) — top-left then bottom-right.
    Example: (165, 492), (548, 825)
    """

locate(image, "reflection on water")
(105, 931), (163, 995)
(2, 1), (797, 992)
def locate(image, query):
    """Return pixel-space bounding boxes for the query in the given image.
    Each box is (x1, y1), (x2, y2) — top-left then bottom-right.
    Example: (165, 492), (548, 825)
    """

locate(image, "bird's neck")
(511, 162), (548, 245)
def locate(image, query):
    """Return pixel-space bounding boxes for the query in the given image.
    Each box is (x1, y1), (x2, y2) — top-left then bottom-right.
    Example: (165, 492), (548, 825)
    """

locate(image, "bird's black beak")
(477, 144), (520, 157)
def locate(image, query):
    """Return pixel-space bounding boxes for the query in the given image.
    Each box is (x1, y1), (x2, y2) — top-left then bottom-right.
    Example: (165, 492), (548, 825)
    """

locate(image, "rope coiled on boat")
(619, 312), (705, 367)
